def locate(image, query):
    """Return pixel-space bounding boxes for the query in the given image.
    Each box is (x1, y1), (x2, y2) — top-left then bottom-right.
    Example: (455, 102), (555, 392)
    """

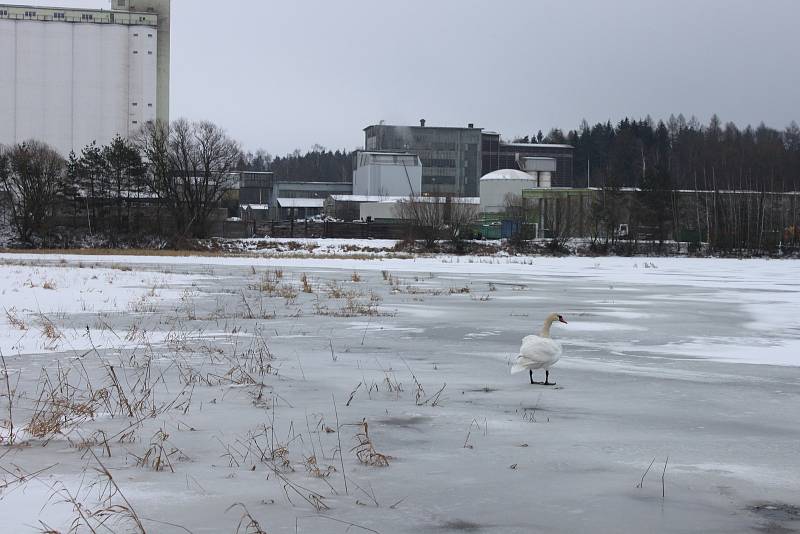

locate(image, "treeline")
(0, 119), (241, 246)
(239, 144), (353, 182)
(508, 115), (800, 255)
(521, 115), (800, 192)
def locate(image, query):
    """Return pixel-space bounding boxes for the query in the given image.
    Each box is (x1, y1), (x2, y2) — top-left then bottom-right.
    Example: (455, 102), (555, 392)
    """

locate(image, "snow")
(0, 253), (799, 533)
(276, 198), (325, 208)
(480, 169), (538, 181)
(330, 195), (481, 205)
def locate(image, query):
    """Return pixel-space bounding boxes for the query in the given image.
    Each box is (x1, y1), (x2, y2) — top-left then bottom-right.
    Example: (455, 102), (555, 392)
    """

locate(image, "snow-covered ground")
(1, 253), (799, 533)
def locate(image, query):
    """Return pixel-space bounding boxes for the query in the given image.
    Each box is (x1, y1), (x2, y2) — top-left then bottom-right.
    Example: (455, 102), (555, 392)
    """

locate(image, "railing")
(0, 12), (157, 25)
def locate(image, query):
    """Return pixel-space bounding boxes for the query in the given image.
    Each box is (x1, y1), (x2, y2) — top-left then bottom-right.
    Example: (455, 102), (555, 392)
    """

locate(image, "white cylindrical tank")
(479, 169), (539, 214)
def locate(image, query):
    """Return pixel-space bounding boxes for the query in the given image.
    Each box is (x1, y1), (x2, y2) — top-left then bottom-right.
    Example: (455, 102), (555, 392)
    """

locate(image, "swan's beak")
(559, 317), (568, 324)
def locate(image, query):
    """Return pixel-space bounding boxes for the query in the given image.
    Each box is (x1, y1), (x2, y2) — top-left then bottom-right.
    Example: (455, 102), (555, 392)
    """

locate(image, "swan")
(511, 313), (568, 386)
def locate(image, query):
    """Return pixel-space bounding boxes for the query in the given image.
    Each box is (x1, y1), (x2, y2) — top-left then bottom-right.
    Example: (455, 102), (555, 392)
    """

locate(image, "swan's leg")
(544, 370), (556, 386)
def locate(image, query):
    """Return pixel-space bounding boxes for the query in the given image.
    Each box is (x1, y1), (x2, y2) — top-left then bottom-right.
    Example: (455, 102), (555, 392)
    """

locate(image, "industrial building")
(481, 132), (575, 187)
(0, 0), (171, 157)
(363, 121), (576, 197)
(352, 151), (422, 197)
(237, 171), (276, 205)
(364, 121), (483, 197)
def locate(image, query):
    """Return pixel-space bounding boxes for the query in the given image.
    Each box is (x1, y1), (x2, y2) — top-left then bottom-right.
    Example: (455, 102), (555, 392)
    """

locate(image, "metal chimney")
(420, 119), (426, 127)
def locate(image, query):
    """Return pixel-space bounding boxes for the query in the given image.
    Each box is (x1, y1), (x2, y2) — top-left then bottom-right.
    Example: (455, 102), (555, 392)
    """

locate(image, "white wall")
(0, 19), (157, 157)
(360, 202), (401, 221)
(353, 163), (423, 197)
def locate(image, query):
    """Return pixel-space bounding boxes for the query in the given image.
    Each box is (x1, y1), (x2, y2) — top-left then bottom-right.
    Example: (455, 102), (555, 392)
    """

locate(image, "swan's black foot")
(529, 370), (556, 386)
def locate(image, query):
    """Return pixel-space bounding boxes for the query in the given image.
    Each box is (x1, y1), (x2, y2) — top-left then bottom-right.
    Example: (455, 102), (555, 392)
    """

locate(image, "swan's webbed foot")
(529, 370), (556, 386)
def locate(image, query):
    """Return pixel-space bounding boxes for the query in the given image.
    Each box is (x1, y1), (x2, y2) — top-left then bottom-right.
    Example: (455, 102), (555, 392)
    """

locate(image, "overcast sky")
(26, 0), (800, 155)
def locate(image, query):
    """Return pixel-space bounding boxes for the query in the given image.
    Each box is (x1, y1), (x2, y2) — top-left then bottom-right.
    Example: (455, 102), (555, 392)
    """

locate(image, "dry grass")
(301, 273), (313, 293)
(42, 280), (57, 290)
(40, 321), (63, 349)
(352, 419), (389, 467)
(449, 286), (471, 294)
(228, 503), (270, 534)
(303, 455), (335, 479)
(0, 247), (412, 261)
(351, 272), (362, 283)
(132, 429), (182, 472)
(5, 308), (27, 331)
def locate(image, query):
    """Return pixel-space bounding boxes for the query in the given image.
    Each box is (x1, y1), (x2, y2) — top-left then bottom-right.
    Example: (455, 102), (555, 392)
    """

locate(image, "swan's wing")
(518, 336), (562, 362)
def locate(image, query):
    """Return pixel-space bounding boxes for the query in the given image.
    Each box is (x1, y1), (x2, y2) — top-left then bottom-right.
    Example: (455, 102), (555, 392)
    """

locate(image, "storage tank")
(479, 169), (539, 214)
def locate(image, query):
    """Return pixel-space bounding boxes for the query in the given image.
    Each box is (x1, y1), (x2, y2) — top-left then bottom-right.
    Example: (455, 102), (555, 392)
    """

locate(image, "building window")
(133, 50), (139, 54)
(147, 103), (153, 107)
(147, 51), (153, 55)
(118, 0), (126, 7)
(132, 120), (138, 125)
(0, 9), (8, 16)
(25, 11), (37, 17)
(148, 33), (153, 37)
(133, 33), (139, 37)
(132, 102), (138, 106)
(53, 12), (65, 19)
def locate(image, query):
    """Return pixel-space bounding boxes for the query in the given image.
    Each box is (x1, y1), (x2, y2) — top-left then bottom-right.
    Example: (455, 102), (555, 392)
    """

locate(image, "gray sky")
(26, 0), (800, 154)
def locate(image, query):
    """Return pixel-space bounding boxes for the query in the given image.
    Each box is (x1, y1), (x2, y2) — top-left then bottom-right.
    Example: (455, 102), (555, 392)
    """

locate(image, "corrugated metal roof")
(277, 198), (325, 208)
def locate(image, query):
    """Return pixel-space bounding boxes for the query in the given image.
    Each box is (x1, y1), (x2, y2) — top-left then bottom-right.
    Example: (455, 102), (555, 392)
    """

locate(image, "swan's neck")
(540, 317), (556, 338)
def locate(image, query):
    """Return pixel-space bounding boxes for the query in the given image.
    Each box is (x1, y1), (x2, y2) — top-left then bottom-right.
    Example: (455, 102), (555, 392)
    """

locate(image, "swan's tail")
(511, 356), (526, 374)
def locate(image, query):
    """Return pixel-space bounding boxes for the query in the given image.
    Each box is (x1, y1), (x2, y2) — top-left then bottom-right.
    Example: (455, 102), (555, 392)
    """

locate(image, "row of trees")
(508, 116), (800, 254)
(239, 144), (353, 183)
(0, 119), (241, 245)
(522, 115), (800, 193)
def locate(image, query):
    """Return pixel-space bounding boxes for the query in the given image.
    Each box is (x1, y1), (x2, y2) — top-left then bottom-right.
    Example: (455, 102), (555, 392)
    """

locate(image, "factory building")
(0, 0), (171, 156)
(481, 132), (575, 188)
(363, 121), (575, 197)
(364, 121), (482, 197)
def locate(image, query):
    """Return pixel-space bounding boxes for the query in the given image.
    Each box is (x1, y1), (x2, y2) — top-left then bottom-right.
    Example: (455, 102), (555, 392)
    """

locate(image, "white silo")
(479, 169), (540, 214)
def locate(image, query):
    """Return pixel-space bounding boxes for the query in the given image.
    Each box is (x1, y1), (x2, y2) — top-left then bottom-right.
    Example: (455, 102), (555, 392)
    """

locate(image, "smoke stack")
(468, 123), (474, 129)
(420, 119), (426, 128)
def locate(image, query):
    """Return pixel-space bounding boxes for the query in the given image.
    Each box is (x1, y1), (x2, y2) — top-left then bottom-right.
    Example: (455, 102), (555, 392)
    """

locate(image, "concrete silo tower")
(112, 0), (171, 123)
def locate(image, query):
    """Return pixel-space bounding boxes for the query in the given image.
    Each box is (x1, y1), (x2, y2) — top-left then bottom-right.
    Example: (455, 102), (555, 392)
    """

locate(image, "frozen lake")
(1, 253), (798, 533)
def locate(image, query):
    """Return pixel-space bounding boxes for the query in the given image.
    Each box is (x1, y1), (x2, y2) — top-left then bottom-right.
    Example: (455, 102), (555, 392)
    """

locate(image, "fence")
(256, 220), (411, 240)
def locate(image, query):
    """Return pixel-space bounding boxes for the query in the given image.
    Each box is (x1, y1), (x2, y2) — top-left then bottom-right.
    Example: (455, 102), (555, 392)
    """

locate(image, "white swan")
(511, 313), (568, 386)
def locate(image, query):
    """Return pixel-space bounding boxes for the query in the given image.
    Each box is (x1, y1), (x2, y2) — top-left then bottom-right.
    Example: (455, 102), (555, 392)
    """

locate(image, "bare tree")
(0, 141), (65, 243)
(446, 199), (479, 251)
(136, 119), (241, 240)
(394, 195), (445, 249)
(541, 195), (576, 253)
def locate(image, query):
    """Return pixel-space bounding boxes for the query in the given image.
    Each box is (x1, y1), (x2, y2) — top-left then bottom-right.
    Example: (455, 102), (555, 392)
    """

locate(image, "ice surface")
(0, 253), (798, 533)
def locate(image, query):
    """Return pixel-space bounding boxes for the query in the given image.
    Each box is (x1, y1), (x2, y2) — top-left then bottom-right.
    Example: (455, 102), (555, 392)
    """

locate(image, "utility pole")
(587, 157), (591, 189)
